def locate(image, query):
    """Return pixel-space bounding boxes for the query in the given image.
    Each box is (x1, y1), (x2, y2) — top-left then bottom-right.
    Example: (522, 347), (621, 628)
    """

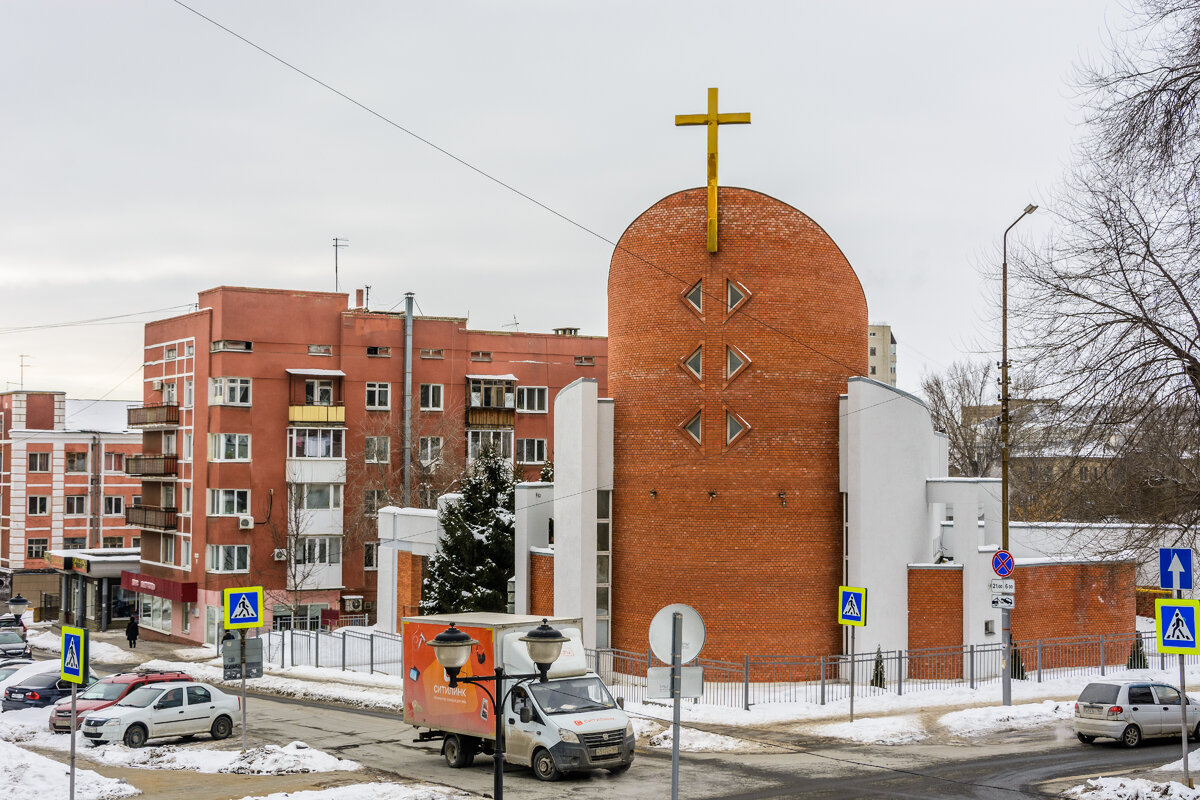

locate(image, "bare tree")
(263, 476), (329, 630)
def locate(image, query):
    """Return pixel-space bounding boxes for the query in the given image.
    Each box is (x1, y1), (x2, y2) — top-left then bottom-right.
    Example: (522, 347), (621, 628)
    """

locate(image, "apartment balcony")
(125, 505), (178, 531)
(467, 407), (515, 428)
(127, 403), (180, 429)
(124, 455), (178, 478)
(289, 404), (345, 424)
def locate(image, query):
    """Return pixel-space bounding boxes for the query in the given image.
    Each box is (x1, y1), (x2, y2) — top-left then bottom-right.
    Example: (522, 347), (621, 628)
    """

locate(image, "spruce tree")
(421, 446), (516, 614)
(870, 645), (886, 689)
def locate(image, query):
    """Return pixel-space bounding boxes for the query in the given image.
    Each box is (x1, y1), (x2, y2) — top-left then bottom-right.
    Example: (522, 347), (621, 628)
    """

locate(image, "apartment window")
(63, 537), (85, 550)
(870, 366), (877, 375)
(103, 536), (124, 549)
(596, 489), (612, 649)
(364, 436), (390, 463)
(104, 452), (124, 472)
(207, 544), (249, 573)
(211, 340), (252, 352)
(366, 345), (390, 357)
(103, 496), (124, 516)
(470, 351), (493, 362)
(295, 536), (341, 565)
(182, 487), (192, 515)
(364, 541), (378, 570)
(420, 383), (443, 411)
(185, 343), (194, 357)
(516, 438), (547, 464)
(366, 382), (391, 410)
(308, 344), (333, 356)
(28, 453), (50, 472)
(62, 452), (84, 473)
(183, 379), (194, 408)
(418, 484), (438, 509)
(364, 490), (388, 515)
(26, 538), (48, 560)
(65, 495), (86, 516)
(161, 484), (176, 509)
(305, 379), (334, 406)
(162, 431), (176, 456)
(287, 428), (345, 458)
(516, 386), (547, 413)
(211, 376), (252, 405)
(468, 378), (513, 409)
(182, 537), (191, 566)
(165, 346), (177, 361)
(161, 534), (175, 564)
(27, 496), (48, 515)
(420, 348), (444, 359)
(132, 495), (142, 507)
(574, 356), (595, 366)
(207, 489), (249, 516)
(291, 483), (343, 510)
(419, 436), (442, 465)
(183, 433), (193, 461)
(468, 429), (513, 460)
(210, 433), (251, 461)
(869, 346), (877, 357)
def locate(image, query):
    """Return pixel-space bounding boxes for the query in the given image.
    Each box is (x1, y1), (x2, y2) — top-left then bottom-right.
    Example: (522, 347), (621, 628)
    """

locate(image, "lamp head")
(1024, 204), (1038, 215)
(519, 619), (569, 682)
(428, 623), (479, 686)
(6, 594), (28, 618)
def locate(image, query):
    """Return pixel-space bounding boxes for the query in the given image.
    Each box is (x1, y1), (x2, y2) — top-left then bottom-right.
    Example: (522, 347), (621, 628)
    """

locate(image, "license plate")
(9, 693), (22, 700)
(595, 745), (619, 756)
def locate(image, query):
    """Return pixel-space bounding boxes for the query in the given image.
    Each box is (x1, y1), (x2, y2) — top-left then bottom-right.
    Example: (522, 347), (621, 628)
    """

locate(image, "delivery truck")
(402, 612), (635, 781)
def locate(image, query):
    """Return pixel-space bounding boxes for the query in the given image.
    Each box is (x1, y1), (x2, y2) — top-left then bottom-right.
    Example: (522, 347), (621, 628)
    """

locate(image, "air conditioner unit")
(237, 515), (254, 531)
(152, 380), (163, 391)
(343, 597), (363, 612)
(272, 548), (287, 561)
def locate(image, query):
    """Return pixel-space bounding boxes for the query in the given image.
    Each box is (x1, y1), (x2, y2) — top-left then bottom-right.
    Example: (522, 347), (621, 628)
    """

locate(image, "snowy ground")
(0, 738), (137, 799)
(234, 784), (473, 800)
(1067, 777), (1200, 799)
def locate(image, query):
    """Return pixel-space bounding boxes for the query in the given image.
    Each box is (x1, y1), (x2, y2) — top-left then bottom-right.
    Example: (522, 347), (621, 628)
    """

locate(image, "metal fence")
(586, 630), (1186, 710)
(262, 628), (405, 675)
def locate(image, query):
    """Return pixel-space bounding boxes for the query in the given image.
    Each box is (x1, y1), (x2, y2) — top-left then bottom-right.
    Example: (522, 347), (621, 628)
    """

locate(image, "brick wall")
(529, 552), (554, 617)
(1137, 586), (1170, 618)
(907, 566), (964, 679)
(609, 187), (867, 660)
(395, 552), (425, 621)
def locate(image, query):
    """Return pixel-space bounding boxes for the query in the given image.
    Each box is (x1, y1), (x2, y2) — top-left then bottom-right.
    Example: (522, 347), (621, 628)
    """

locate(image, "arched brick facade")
(608, 187), (867, 660)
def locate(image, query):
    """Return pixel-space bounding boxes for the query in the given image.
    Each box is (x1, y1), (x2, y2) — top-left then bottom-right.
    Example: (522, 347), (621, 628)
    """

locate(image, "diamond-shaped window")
(685, 280), (703, 313)
(684, 347), (703, 380)
(727, 279), (749, 313)
(726, 410), (750, 445)
(726, 345), (750, 380)
(683, 412), (702, 444)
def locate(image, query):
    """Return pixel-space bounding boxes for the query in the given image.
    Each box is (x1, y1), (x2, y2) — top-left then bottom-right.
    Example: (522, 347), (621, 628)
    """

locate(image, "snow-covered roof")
(285, 368), (347, 377)
(465, 373), (518, 381)
(63, 399), (136, 433)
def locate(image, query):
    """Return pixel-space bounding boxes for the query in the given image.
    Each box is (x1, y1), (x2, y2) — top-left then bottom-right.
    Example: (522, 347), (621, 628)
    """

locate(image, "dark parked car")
(2, 668), (98, 712)
(0, 631), (31, 660)
(50, 669), (193, 732)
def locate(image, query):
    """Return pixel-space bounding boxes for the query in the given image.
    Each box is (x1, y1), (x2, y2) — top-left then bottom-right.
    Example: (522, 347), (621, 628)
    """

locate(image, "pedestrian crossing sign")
(60, 625), (88, 684)
(223, 586), (264, 629)
(1156, 598), (1200, 655)
(838, 585), (867, 627)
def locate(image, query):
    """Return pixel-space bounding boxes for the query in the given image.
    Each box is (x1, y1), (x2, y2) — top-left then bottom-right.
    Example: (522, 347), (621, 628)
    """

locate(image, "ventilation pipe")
(403, 292), (414, 507)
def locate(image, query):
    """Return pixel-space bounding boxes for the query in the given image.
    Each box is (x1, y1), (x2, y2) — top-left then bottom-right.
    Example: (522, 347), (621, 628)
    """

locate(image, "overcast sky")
(1, 1), (1124, 400)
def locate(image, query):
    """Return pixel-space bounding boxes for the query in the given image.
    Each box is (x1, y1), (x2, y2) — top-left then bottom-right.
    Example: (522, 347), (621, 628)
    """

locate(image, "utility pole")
(332, 238), (349, 292)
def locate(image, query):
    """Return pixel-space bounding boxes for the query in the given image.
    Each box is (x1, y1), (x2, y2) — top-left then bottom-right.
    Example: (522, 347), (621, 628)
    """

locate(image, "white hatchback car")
(1074, 679), (1200, 747)
(80, 681), (240, 748)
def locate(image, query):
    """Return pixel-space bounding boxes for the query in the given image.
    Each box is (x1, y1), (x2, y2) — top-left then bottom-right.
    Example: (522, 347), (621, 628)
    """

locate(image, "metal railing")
(127, 403), (180, 427)
(586, 630), (1174, 710)
(125, 505), (178, 530)
(262, 628), (405, 675)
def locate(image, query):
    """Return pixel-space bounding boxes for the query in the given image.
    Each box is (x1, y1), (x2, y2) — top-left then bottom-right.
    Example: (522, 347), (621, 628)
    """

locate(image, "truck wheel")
(532, 748), (561, 781)
(123, 724), (148, 748)
(443, 734), (475, 768)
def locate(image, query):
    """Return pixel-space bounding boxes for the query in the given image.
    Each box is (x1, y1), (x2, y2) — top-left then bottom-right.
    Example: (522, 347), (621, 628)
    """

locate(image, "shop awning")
(465, 374), (518, 381)
(121, 571), (198, 603)
(285, 368), (347, 377)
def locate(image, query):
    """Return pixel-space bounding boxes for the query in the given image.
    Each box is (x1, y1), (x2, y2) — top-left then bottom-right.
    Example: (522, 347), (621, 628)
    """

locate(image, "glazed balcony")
(125, 505), (178, 531)
(127, 403), (180, 429)
(124, 455), (178, 478)
(289, 404), (345, 424)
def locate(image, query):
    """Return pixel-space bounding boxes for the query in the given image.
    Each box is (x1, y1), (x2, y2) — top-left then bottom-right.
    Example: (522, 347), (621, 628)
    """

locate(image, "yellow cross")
(675, 88), (751, 253)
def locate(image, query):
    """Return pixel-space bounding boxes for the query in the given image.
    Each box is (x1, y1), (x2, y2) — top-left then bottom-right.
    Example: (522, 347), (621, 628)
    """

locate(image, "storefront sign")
(120, 571), (197, 603)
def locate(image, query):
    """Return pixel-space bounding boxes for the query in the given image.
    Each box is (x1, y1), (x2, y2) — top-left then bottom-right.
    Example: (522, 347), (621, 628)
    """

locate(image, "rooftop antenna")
(364, 285), (371, 311)
(502, 315), (519, 331)
(333, 238), (349, 292)
(19, 355), (29, 390)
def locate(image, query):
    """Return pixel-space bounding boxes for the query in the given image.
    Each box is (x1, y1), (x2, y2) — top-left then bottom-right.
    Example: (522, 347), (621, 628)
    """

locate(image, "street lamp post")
(429, 619), (569, 800)
(1001, 203), (1037, 707)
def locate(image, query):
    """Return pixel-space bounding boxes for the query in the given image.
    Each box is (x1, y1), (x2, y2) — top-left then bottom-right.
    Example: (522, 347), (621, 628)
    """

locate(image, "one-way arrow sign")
(1160, 548), (1194, 591)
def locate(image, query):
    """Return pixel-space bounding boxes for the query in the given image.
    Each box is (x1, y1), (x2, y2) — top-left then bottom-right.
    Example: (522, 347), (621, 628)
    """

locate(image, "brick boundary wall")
(529, 552), (554, 617)
(396, 552), (424, 620)
(907, 566), (964, 679)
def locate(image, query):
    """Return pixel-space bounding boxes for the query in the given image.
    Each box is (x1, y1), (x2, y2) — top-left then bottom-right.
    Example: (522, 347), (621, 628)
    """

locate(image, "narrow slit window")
(685, 280), (703, 313)
(727, 345), (747, 378)
(727, 280), (747, 312)
(684, 347), (703, 379)
(684, 412), (702, 444)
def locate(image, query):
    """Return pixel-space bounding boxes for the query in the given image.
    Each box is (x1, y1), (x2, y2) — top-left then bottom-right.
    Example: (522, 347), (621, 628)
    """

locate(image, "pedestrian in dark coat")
(126, 616), (139, 649)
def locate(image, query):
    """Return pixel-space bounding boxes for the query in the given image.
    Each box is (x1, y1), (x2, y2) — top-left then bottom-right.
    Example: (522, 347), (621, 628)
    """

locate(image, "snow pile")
(0, 706), (64, 747)
(1156, 749), (1200, 772)
(236, 784), (472, 800)
(645, 724), (762, 752)
(1066, 777), (1200, 799)
(938, 700), (1073, 736)
(27, 630), (129, 663)
(0, 738), (138, 799)
(808, 715), (926, 745)
(88, 740), (360, 774)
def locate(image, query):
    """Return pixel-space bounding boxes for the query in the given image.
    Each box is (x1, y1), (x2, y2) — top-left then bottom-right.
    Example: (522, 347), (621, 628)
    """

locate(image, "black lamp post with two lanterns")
(428, 618), (569, 800)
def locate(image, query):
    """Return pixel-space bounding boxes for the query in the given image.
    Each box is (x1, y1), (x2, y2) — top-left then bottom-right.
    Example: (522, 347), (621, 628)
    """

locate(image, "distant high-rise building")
(868, 323), (897, 386)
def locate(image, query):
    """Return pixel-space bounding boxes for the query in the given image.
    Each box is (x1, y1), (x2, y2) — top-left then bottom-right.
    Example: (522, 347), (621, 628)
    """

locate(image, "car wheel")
(123, 724), (148, 748)
(1076, 732), (1096, 744)
(1121, 724), (1142, 748)
(210, 716), (232, 741)
(532, 748), (561, 782)
(442, 734), (475, 768)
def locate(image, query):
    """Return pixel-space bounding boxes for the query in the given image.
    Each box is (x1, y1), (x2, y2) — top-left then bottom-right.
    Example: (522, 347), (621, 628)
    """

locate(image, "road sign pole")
(1002, 607), (1011, 706)
(849, 627), (855, 723)
(670, 612), (682, 800)
(240, 629), (247, 753)
(1177, 587), (1193, 789)
(69, 682), (76, 800)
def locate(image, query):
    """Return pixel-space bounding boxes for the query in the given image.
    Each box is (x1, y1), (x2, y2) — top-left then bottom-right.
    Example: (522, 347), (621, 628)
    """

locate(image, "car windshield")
(529, 677), (618, 715)
(0, 632), (23, 645)
(1078, 683), (1121, 704)
(80, 682), (127, 701)
(116, 686), (163, 708)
